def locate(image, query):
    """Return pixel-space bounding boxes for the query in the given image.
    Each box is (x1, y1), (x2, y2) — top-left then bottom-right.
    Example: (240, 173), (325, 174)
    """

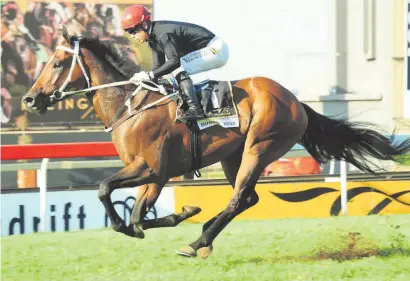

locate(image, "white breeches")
(171, 36), (229, 77)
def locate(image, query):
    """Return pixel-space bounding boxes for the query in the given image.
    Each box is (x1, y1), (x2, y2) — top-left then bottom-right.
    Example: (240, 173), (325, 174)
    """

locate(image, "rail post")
(39, 158), (49, 232)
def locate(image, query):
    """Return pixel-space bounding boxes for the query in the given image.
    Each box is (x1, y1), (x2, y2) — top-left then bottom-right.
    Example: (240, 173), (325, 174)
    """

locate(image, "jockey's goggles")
(126, 25), (143, 35)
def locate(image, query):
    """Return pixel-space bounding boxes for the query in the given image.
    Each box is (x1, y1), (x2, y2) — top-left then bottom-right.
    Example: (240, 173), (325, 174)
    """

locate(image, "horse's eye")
(53, 61), (62, 69)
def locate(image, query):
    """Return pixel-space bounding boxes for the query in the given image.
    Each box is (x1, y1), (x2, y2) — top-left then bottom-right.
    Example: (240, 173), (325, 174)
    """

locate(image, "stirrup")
(175, 112), (201, 123)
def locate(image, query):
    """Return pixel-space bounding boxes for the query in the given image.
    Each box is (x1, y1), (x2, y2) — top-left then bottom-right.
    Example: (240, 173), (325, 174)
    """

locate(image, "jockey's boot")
(176, 71), (205, 121)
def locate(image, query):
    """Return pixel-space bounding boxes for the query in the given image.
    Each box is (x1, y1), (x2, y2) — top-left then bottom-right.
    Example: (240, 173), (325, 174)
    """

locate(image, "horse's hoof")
(132, 224), (145, 239)
(113, 222), (128, 233)
(182, 205), (201, 217)
(198, 244), (213, 259)
(176, 246), (197, 258)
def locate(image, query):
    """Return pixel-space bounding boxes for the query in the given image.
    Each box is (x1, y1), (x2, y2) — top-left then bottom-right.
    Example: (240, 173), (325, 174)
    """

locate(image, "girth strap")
(187, 121), (202, 178)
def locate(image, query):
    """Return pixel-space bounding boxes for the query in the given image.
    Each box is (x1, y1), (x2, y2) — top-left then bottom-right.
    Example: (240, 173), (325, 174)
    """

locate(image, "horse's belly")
(199, 128), (244, 167)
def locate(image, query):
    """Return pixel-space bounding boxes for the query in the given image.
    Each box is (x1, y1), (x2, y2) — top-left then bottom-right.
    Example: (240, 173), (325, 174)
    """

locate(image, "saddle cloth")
(158, 78), (239, 130)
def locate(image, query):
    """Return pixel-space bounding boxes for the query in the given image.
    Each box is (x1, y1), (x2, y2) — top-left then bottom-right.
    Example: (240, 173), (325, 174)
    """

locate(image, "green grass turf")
(2, 214), (410, 281)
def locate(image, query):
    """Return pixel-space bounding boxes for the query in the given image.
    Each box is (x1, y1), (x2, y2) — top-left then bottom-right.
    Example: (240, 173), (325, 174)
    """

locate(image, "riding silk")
(147, 21), (229, 78)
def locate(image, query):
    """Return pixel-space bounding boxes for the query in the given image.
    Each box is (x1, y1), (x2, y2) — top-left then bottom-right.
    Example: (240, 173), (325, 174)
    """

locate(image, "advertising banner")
(175, 181), (410, 222)
(1, 187), (175, 236)
(1, 1), (152, 128)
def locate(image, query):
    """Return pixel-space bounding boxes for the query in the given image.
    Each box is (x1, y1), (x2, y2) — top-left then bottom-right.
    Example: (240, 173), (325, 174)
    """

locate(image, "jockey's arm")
(151, 48), (165, 70)
(151, 33), (180, 79)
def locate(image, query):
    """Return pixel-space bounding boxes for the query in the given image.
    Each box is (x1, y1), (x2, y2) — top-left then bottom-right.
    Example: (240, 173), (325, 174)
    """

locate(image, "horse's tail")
(299, 103), (410, 174)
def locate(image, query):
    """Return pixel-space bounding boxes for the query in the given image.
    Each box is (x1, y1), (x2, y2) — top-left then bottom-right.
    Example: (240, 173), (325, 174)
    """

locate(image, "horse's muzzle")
(22, 92), (50, 114)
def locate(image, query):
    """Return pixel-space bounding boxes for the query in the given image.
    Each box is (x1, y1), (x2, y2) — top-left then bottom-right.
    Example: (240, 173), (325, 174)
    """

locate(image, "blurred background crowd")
(1, 1), (152, 126)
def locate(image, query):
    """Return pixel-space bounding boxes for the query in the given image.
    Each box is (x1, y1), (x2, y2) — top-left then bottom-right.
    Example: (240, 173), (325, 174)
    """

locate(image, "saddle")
(157, 77), (236, 119)
(156, 77), (239, 176)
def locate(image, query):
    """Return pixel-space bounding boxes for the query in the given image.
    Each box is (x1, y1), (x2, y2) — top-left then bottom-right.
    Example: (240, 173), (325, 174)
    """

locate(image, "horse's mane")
(73, 35), (139, 79)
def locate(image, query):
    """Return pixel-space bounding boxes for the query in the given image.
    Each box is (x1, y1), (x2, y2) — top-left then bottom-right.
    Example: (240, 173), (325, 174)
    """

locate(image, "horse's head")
(22, 26), (89, 114)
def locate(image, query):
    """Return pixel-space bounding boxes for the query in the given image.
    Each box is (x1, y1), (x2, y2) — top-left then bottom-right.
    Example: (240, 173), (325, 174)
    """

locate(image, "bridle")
(40, 39), (176, 132)
(50, 40), (91, 100)
(48, 40), (170, 101)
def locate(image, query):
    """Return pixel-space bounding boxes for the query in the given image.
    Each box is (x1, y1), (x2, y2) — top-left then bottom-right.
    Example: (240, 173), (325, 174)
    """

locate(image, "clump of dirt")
(234, 227), (407, 265)
(315, 232), (380, 262)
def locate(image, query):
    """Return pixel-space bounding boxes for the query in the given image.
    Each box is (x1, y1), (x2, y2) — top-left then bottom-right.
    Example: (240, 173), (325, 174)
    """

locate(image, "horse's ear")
(61, 25), (70, 44)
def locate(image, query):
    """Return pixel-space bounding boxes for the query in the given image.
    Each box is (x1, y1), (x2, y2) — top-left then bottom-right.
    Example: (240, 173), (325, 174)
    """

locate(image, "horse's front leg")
(130, 183), (201, 233)
(98, 157), (155, 238)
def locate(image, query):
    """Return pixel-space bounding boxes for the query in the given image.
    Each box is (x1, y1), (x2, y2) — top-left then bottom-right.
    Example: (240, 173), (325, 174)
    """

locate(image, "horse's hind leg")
(130, 183), (201, 233)
(178, 127), (303, 258)
(188, 147), (258, 258)
(178, 145), (263, 258)
(178, 150), (262, 258)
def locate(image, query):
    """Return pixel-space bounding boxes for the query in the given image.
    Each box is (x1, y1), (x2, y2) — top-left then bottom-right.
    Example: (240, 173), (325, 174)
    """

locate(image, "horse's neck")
(85, 51), (130, 127)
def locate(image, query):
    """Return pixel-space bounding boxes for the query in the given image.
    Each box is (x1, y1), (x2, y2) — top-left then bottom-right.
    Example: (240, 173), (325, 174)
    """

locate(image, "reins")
(48, 40), (176, 132)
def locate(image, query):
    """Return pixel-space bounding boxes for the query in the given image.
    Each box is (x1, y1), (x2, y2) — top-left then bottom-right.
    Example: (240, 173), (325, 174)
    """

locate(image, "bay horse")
(22, 28), (410, 258)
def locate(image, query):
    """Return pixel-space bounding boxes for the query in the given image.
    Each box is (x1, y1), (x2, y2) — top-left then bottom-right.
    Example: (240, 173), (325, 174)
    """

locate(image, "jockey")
(120, 4), (229, 121)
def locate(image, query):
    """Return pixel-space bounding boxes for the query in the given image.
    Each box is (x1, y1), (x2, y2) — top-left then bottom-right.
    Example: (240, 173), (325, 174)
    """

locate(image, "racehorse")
(22, 27), (410, 258)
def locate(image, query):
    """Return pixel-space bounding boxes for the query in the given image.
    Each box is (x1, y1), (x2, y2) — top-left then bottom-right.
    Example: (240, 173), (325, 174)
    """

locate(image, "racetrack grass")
(2, 214), (410, 281)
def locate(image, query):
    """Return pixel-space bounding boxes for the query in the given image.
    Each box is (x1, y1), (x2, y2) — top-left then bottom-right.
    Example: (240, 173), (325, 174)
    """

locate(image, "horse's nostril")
(23, 96), (34, 105)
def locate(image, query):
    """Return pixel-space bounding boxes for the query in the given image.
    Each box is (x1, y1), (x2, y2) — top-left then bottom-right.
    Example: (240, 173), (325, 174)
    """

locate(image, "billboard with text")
(1, 1), (152, 128)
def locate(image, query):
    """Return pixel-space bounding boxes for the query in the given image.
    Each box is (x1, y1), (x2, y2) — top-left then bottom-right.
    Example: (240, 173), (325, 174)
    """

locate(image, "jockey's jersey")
(147, 21), (215, 78)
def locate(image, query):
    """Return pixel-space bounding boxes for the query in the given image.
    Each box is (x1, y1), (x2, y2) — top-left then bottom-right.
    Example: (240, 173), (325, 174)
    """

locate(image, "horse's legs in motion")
(192, 146), (258, 258)
(179, 128), (302, 258)
(129, 183), (201, 236)
(98, 157), (155, 237)
(178, 148), (263, 258)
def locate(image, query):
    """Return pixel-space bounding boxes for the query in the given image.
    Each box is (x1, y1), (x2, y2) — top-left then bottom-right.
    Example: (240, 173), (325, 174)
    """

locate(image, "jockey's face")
(127, 22), (148, 45)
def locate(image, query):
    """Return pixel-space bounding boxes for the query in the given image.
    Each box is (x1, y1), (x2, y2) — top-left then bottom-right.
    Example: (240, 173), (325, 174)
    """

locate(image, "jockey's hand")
(130, 71), (152, 82)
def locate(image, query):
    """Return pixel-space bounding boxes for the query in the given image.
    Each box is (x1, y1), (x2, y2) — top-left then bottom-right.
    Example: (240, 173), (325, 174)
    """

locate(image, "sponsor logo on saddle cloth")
(197, 116), (239, 130)
(196, 81), (239, 130)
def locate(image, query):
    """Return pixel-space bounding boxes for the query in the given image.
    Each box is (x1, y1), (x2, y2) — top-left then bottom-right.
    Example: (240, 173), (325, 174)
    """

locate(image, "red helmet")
(121, 5), (151, 30)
